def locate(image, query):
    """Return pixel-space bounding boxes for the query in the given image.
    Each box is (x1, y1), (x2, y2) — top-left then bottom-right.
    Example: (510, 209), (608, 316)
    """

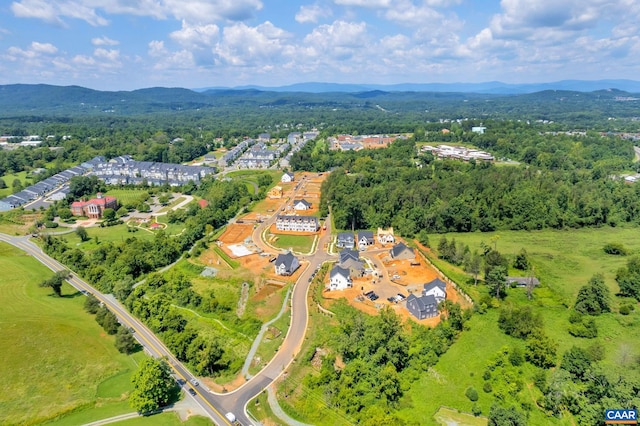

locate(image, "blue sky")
(0, 0), (638, 90)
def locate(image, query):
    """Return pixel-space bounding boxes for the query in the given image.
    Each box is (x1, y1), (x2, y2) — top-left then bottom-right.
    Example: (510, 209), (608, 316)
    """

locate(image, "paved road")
(1, 174), (335, 426)
(0, 233), (232, 426)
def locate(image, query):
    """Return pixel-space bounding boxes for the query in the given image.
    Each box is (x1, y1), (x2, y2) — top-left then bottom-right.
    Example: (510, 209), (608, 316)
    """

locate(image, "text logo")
(605, 410), (638, 425)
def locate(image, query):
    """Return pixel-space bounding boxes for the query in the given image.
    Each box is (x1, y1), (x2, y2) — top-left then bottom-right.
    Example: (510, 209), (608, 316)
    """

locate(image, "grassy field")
(114, 412), (213, 425)
(55, 223), (155, 250)
(0, 242), (139, 425)
(104, 189), (151, 206)
(0, 171), (30, 198)
(433, 407), (487, 426)
(270, 233), (315, 253)
(395, 226), (640, 425)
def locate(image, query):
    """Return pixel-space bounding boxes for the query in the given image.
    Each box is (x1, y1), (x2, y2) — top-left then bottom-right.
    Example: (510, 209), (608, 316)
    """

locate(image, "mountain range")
(193, 80), (640, 94)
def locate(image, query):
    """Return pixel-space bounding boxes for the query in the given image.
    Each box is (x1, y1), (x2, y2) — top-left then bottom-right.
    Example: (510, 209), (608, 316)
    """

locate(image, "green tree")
(560, 346), (593, 380)
(465, 386), (479, 402)
(513, 248), (530, 270)
(488, 404), (527, 426)
(102, 208), (116, 221)
(84, 294), (100, 314)
(75, 226), (89, 242)
(39, 270), (69, 297)
(575, 274), (611, 315)
(95, 306), (120, 334)
(616, 256), (640, 301)
(12, 178), (23, 192)
(129, 357), (176, 413)
(498, 305), (543, 338)
(487, 266), (507, 298)
(0, 178), (6, 189)
(115, 326), (140, 354)
(117, 206), (129, 217)
(525, 331), (557, 369)
(58, 207), (72, 220)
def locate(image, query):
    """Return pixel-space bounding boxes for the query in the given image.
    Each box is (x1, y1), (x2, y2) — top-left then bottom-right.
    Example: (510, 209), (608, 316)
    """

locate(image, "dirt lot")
(321, 245), (471, 326)
(219, 223), (254, 245)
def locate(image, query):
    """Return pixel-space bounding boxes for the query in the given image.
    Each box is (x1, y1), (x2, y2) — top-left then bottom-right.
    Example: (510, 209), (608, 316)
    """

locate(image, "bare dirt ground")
(219, 223), (254, 245)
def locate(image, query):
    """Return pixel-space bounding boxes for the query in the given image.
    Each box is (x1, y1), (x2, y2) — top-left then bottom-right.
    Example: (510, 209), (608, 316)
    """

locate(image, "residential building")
(377, 227), (395, 244)
(293, 199), (312, 211)
(70, 193), (117, 218)
(274, 252), (300, 276)
(506, 277), (540, 288)
(423, 278), (447, 302)
(281, 172), (295, 183)
(338, 249), (365, 277)
(389, 242), (415, 260)
(406, 294), (439, 320)
(357, 230), (374, 250)
(329, 265), (352, 290)
(336, 232), (355, 249)
(275, 215), (319, 233)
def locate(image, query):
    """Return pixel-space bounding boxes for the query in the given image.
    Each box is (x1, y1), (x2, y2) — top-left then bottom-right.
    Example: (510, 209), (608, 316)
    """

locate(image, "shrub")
(620, 304), (631, 315)
(465, 386), (479, 402)
(483, 382), (493, 393)
(603, 243), (628, 256)
(568, 310), (583, 324)
(472, 403), (482, 416)
(568, 317), (598, 338)
(44, 220), (59, 228)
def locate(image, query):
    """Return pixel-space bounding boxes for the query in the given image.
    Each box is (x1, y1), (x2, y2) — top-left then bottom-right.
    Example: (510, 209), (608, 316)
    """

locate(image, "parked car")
(387, 296), (396, 303)
(188, 388), (197, 396)
(370, 294), (379, 301)
(396, 293), (406, 301)
(364, 290), (374, 297)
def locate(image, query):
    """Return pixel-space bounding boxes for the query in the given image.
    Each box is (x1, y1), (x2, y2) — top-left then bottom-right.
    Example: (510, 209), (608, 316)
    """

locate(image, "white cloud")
(214, 22), (293, 66)
(12, 0), (109, 26)
(11, 0), (263, 26)
(92, 36), (119, 46)
(334, 0), (391, 7)
(170, 21), (220, 49)
(295, 4), (332, 24)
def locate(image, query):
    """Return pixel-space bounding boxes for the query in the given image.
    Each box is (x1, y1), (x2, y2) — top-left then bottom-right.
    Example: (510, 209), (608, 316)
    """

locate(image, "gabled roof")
(390, 242), (413, 258)
(357, 230), (374, 241)
(339, 249), (360, 263)
(282, 172), (294, 178)
(293, 199), (311, 208)
(337, 232), (354, 242)
(407, 293), (438, 312)
(330, 265), (351, 280)
(275, 252), (298, 271)
(423, 278), (447, 294)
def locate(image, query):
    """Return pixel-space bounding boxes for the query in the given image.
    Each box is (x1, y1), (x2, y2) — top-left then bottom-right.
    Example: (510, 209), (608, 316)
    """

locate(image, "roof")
(71, 195), (116, 208)
(330, 265), (351, 280)
(407, 293), (438, 312)
(423, 278), (447, 294)
(293, 199), (311, 208)
(337, 232), (354, 242)
(339, 249), (360, 263)
(390, 242), (413, 258)
(275, 252), (298, 271)
(506, 277), (540, 286)
(358, 230), (374, 241)
(283, 172), (294, 178)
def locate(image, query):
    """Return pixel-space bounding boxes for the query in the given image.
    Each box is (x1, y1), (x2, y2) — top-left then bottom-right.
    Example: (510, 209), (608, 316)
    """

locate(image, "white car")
(225, 412), (236, 423)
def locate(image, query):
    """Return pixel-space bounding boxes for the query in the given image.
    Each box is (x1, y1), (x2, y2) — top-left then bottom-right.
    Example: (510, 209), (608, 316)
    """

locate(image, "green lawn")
(0, 170), (31, 198)
(270, 233), (316, 253)
(105, 189), (151, 206)
(114, 412), (212, 425)
(158, 196), (188, 213)
(60, 223), (155, 250)
(0, 242), (139, 425)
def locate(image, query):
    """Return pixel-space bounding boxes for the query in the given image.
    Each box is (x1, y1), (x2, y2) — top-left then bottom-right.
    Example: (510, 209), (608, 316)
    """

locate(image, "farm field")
(0, 242), (139, 425)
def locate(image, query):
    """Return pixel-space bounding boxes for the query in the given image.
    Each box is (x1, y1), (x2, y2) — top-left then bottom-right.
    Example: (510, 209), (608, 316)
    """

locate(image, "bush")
(44, 220), (59, 228)
(568, 310), (583, 324)
(472, 403), (482, 416)
(619, 304), (635, 315)
(465, 386), (479, 402)
(568, 317), (598, 338)
(603, 243), (628, 256)
(483, 382), (493, 393)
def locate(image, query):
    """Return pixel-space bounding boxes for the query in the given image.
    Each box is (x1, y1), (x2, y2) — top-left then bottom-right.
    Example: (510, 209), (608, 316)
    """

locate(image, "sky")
(0, 0), (639, 90)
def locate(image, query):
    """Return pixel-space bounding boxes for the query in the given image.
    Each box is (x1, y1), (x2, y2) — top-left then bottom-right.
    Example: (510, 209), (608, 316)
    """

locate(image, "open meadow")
(0, 242), (140, 425)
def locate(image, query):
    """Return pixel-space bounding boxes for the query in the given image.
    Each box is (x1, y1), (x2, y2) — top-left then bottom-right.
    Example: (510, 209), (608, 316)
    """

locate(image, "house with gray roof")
(329, 265), (352, 290)
(293, 199), (312, 211)
(274, 252), (300, 276)
(389, 242), (415, 260)
(336, 232), (355, 249)
(357, 230), (374, 250)
(407, 293), (438, 320)
(423, 278), (447, 302)
(338, 249), (365, 277)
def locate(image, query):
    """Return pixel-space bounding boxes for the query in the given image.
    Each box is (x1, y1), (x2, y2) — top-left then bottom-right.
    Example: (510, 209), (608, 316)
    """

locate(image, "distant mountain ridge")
(194, 80), (640, 94)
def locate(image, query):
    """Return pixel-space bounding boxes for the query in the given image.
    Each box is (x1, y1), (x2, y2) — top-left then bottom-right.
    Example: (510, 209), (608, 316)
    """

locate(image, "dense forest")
(289, 123), (640, 236)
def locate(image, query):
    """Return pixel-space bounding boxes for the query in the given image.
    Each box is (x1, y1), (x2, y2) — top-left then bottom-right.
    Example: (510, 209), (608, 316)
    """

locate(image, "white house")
(281, 172), (295, 183)
(377, 227), (395, 244)
(293, 199), (312, 211)
(422, 278), (447, 302)
(329, 265), (352, 290)
(274, 252), (300, 276)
